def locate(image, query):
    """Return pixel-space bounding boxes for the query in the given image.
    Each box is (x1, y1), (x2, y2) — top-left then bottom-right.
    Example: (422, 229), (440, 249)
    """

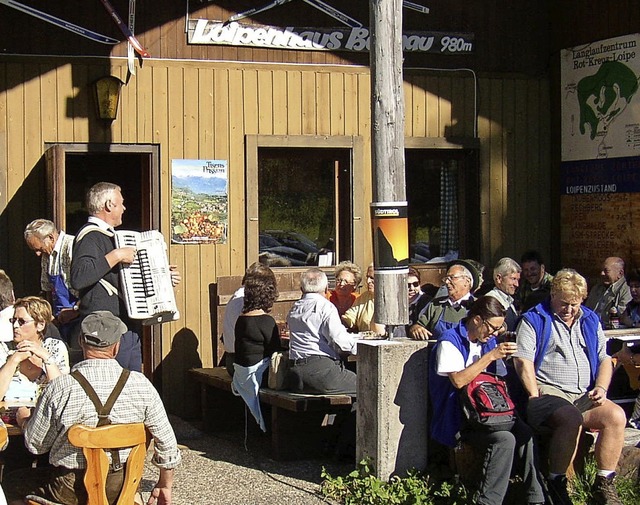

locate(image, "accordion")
(114, 230), (180, 325)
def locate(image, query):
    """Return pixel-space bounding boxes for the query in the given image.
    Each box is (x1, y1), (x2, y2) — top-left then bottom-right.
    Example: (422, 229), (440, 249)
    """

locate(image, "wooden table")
(604, 326), (640, 343)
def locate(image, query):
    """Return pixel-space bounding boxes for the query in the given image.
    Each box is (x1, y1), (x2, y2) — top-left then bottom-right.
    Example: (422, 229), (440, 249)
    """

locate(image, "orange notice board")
(560, 192), (640, 279)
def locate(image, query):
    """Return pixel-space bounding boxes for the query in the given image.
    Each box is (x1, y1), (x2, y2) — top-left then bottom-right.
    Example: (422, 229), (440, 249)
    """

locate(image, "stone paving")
(140, 415), (351, 505)
(137, 416), (640, 505)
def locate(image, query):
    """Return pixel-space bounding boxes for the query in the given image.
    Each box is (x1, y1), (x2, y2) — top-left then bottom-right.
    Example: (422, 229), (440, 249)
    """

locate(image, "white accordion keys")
(114, 230), (180, 325)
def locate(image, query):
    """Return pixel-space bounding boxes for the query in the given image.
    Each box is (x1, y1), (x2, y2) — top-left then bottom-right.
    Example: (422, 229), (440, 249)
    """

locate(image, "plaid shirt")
(24, 359), (181, 470)
(515, 309), (608, 394)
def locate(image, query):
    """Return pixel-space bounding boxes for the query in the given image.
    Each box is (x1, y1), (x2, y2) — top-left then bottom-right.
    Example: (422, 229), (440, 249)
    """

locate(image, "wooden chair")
(26, 423), (147, 505)
(0, 423), (7, 452)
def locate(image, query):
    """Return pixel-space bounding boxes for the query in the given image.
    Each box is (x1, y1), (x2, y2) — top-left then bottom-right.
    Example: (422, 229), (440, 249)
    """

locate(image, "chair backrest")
(0, 424), (7, 451)
(67, 423), (146, 505)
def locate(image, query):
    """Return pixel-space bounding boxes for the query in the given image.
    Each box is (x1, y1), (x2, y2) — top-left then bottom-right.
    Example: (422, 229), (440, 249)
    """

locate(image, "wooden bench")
(189, 367), (354, 460)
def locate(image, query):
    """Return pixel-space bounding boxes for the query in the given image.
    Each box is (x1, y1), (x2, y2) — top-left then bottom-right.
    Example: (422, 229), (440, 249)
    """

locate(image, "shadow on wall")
(393, 346), (430, 477)
(0, 155), (48, 298)
(154, 327), (202, 420)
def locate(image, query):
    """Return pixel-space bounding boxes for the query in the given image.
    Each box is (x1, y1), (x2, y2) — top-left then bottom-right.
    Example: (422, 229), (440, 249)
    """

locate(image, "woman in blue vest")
(429, 296), (544, 505)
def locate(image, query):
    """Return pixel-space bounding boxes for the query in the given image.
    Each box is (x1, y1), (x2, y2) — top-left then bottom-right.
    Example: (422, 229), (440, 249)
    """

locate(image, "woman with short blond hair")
(0, 296), (69, 401)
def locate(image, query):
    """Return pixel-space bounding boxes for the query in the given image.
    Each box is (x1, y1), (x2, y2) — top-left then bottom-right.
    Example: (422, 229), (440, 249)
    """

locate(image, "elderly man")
(70, 182), (179, 372)
(4, 311), (181, 505)
(485, 257), (521, 331)
(287, 268), (359, 395)
(584, 256), (632, 327)
(517, 250), (553, 313)
(514, 269), (626, 505)
(408, 260), (478, 340)
(24, 219), (79, 341)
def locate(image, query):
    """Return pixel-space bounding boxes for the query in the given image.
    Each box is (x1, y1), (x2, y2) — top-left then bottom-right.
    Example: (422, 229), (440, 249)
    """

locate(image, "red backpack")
(459, 372), (516, 432)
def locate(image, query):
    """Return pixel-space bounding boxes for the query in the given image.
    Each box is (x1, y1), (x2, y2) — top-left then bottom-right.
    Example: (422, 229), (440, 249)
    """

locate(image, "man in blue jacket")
(514, 269), (626, 505)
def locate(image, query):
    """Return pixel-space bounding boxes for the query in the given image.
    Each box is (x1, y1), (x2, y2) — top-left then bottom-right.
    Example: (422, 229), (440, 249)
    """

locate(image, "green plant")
(569, 455), (640, 505)
(320, 459), (474, 505)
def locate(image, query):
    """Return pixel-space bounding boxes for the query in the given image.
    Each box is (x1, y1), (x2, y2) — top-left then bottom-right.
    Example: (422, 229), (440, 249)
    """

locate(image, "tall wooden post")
(370, 0), (408, 331)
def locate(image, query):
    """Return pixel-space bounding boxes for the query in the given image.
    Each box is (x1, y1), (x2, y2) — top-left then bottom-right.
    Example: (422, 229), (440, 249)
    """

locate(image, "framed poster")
(171, 159), (228, 244)
(560, 34), (640, 277)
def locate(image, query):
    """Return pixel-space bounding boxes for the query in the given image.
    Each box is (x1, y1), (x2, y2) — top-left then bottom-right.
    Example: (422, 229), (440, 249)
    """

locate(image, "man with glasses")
(24, 219), (79, 344)
(408, 260), (478, 340)
(514, 269), (626, 505)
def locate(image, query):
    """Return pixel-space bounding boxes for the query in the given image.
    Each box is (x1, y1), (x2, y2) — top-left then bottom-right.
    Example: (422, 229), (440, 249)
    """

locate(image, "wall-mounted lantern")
(93, 75), (123, 121)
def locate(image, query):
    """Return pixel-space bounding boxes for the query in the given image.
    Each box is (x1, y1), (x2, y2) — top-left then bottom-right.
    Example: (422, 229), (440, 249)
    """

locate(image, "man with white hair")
(408, 260), (477, 340)
(24, 218), (79, 342)
(584, 256), (632, 327)
(485, 257), (521, 331)
(70, 182), (180, 372)
(287, 268), (359, 395)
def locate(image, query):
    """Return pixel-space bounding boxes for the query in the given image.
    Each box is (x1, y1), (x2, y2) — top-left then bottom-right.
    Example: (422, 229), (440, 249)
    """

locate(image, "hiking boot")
(546, 475), (573, 505)
(592, 474), (622, 505)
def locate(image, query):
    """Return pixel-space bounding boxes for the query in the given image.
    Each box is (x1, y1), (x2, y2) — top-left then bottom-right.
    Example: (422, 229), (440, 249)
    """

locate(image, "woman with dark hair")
(429, 296), (544, 505)
(407, 266), (431, 325)
(232, 272), (282, 432)
(0, 296), (69, 402)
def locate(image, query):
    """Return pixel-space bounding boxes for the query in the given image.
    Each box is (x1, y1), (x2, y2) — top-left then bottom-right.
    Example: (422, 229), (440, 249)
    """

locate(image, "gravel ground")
(139, 415), (352, 505)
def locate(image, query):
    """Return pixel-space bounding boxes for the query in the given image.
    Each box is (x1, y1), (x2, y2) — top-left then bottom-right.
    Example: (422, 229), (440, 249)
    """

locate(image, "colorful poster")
(561, 33), (640, 163)
(171, 159), (228, 244)
(560, 34), (640, 278)
(370, 202), (409, 271)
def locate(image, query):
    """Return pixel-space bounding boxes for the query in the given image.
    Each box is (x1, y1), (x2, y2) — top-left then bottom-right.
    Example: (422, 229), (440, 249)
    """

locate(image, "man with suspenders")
(4, 311), (181, 504)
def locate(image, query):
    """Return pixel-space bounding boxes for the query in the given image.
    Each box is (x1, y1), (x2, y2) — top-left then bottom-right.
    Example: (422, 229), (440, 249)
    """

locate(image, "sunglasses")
(408, 281), (420, 288)
(10, 317), (35, 327)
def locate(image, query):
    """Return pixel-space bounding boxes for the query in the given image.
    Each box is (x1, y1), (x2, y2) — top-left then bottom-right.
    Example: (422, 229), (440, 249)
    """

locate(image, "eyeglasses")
(336, 278), (356, 287)
(442, 274), (467, 284)
(408, 281), (420, 288)
(483, 319), (506, 335)
(10, 317), (35, 327)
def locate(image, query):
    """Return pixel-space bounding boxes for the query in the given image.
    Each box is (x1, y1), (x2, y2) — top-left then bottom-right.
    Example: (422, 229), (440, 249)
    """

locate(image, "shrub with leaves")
(320, 459), (475, 505)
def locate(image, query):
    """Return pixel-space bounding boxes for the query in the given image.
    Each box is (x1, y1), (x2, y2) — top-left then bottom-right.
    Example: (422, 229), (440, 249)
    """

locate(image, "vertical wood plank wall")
(0, 57), (550, 410)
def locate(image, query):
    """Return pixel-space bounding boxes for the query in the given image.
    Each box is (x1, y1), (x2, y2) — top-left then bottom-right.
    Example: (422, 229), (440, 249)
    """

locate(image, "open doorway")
(44, 143), (161, 376)
(64, 152), (148, 234)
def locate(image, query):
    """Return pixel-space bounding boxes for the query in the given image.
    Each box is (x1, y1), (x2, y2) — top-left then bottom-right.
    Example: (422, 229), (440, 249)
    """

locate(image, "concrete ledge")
(356, 338), (430, 480)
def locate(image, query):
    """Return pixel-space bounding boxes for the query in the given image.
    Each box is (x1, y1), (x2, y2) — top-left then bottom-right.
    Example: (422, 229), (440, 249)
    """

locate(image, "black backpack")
(459, 372), (516, 432)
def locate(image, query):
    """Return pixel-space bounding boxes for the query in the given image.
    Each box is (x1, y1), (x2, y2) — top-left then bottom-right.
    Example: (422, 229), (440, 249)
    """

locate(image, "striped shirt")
(23, 359), (181, 470)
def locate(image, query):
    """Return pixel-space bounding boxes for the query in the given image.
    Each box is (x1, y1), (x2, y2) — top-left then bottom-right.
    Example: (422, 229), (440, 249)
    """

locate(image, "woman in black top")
(234, 273), (281, 375)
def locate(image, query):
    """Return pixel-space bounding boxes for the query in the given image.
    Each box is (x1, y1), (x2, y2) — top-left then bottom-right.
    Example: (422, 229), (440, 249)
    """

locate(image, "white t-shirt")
(436, 340), (482, 376)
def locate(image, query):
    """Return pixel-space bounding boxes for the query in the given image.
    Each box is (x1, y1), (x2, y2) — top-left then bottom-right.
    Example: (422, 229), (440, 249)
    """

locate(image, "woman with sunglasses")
(429, 296), (544, 505)
(0, 296), (69, 401)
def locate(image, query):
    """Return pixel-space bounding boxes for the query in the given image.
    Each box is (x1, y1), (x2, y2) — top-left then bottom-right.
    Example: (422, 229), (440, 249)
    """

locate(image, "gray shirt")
(514, 310), (608, 395)
(287, 293), (359, 360)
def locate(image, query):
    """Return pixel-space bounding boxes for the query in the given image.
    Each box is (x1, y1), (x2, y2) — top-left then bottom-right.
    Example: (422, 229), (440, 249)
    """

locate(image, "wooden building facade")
(0, 0), (566, 412)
